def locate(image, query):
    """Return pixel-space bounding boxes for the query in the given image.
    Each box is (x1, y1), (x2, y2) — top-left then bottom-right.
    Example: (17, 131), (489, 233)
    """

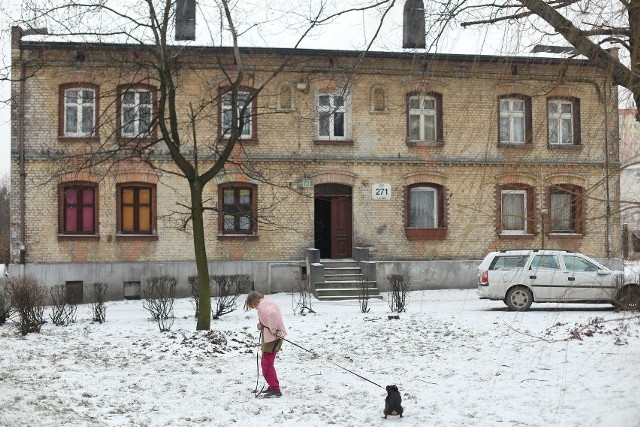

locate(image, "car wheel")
(615, 285), (640, 310)
(504, 286), (533, 311)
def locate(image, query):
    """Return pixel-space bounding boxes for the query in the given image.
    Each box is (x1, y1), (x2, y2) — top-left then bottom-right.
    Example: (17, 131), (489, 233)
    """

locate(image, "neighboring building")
(619, 108), (640, 257)
(9, 27), (622, 300)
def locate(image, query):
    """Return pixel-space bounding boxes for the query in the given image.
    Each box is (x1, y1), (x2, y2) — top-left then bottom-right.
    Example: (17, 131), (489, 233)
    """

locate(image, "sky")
(0, 1), (520, 179)
(1, 288), (639, 426)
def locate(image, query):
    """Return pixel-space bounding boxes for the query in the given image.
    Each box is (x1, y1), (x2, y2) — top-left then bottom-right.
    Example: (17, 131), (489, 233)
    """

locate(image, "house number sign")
(372, 183), (391, 200)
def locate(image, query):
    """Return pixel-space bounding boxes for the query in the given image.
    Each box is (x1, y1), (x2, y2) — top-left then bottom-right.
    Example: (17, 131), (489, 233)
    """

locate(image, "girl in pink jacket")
(245, 291), (287, 398)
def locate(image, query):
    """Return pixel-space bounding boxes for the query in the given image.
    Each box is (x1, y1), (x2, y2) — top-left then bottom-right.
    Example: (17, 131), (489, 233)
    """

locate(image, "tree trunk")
(190, 179), (211, 331)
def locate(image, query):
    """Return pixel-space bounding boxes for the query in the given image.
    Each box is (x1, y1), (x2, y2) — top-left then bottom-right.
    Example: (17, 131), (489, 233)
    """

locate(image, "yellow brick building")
(9, 27), (622, 298)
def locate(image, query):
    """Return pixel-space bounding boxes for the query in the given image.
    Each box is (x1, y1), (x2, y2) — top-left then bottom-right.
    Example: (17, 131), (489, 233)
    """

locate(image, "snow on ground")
(1, 289), (639, 427)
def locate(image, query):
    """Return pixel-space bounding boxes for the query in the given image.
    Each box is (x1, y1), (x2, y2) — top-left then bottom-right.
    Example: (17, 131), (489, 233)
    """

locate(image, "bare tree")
(0, 173), (9, 265)
(429, 1), (640, 115)
(12, 0), (397, 330)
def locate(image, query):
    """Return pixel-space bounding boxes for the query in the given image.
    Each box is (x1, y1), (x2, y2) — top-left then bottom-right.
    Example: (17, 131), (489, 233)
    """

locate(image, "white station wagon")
(477, 249), (640, 311)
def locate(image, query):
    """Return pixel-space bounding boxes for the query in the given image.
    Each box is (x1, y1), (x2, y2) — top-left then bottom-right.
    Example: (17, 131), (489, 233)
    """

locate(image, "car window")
(562, 255), (598, 272)
(529, 255), (559, 270)
(489, 255), (528, 270)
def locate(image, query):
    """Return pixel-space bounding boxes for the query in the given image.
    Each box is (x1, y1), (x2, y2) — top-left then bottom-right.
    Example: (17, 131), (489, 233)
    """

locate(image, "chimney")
(403, 0), (425, 49)
(175, 0), (196, 41)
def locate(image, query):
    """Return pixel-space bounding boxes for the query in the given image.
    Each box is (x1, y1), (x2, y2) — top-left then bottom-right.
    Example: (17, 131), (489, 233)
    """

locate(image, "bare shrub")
(143, 276), (176, 332)
(211, 275), (252, 319)
(358, 277), (371, 313)
(49, 284), (78, 326)
(91, 282), (108, 323)
(292, 271), (315, 315)
(6, 275), (46, 335)
(187, 275), (211, 319)
(387, 274), (410, 313)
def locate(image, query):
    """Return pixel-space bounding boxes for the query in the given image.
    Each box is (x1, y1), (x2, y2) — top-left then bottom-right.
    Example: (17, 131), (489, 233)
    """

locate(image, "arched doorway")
(314, 183), (353, 259)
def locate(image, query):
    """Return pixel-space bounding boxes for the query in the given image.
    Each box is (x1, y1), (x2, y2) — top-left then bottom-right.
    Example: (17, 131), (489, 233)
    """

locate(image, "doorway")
(314, 184), (353, 259)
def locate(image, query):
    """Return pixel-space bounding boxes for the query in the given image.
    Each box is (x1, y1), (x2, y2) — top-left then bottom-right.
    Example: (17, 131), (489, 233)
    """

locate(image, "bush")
(143, 276), (176, 332)
(0, 282), (10, 325)
(91, 282), (108, 323)
(211, 274), (252, 319)
(49, 284), (78, 326)
(387, 274), (410, 313)
(6, 275), (46, 335)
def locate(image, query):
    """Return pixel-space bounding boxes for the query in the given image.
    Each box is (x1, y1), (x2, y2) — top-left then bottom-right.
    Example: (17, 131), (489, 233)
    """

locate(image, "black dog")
(383, 385), (403, 418)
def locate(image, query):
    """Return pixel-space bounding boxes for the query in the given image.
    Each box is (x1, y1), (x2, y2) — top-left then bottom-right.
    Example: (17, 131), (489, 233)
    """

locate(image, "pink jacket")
(256, 297), (287, 343)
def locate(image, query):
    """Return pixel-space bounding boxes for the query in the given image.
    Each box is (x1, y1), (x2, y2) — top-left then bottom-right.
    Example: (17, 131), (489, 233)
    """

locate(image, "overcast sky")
(0, 1), (534, 179)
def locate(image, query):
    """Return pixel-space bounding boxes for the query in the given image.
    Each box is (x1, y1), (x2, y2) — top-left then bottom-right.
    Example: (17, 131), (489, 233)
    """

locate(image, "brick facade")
(10, 27), (622, 291)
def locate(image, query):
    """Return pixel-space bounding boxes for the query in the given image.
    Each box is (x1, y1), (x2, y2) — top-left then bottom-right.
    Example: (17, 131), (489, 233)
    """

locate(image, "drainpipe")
(603, 77), (611, 259)
(16, 27), (27, 265)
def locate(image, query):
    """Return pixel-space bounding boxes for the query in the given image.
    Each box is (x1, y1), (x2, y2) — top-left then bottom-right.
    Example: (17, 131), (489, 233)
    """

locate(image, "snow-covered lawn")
(1, 289), (639, 426)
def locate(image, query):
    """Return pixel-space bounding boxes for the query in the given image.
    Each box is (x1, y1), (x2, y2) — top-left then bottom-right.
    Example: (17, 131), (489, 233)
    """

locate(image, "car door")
(560, 255), (603, 301)
(527, 254), (563, 301)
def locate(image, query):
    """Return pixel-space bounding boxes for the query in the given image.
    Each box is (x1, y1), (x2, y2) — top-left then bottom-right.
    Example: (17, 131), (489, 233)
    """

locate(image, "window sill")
(58, 136), (100, 143)
(498, 143), (532, 149)
(116, 234), (158, 242)
(313, 139), (353, 145)
(548, 233), (583, 238)
(405, 227), (447, 240)
(406, 140), (444, 147)
(117, 136), (157, 144)
(499, 233), (535, 240)
(217, 234), (259, 241)
(57, 234), (100, 241)
(547, 144), (582, 150)
(220, 138), (259, 145)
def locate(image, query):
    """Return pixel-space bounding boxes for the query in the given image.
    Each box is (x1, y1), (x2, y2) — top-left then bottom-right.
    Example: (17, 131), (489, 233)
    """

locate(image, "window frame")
(58, 83), (100, 141)
(217, 182), (258, 239)
(498, 94), (532, 146)
(548, 184), (583, 235)
(406, 91), (443, 144)
(548, 97), (581, 147)
(116, 183), (157, 239)
(404, 183), (447, 240)
(117, 84), (157, 141)
(58, 182), (99, 239)
(218, 86), (258, 142)
(315, 90), (351, 142)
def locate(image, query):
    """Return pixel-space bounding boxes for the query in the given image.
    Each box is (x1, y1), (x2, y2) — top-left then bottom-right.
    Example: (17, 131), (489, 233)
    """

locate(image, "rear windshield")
(489, 255), (528, 270)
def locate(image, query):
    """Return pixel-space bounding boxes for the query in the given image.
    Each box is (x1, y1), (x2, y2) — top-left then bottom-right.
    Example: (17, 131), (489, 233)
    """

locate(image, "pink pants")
(261, 352), (280, 392)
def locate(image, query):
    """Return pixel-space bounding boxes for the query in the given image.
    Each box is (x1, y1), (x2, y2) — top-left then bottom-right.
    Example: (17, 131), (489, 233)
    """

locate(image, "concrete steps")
(314, 260), (382, 301)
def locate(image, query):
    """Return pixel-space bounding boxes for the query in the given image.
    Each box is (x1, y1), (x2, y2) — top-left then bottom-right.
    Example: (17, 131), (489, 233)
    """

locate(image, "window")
(563, 255), (598, 272)
(221, 90), (254, 139)
(549, 185), (583, 234)
(407, 92), (443, 142)
(60, 184), (97, 235)
(118, 184), (155, 234)
(119, 87), (154, 138)
(501, 189), (527, 234)
(316, 91), (349, 140)
(499, 95), (531, 145)
(405, 183), (446, 239)
(548, 98), (580, 145)
(529, 255), (560, 270)
(219, 183), (257, 235)
(489, 255), (528, 270)
(63, 87), (96, 137)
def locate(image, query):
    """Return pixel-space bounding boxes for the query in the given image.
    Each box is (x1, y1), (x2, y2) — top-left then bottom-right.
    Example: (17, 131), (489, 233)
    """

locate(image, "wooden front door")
(332, 196), (352, 259)
(314, 184), (353, 259)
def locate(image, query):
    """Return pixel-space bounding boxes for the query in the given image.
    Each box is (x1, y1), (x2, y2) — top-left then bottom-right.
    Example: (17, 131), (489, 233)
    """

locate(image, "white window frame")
(409, 186), (438, 228)
(121, 89), (152, 138)
(64, 87), (95, 137)
(501, 189), (527, 235)
(316, 91), (350, 140)
(408, 95), (437, 141)
(222, 91), (253, 139)
(499, 98), (525, 144)
(548, 99), (574, 145)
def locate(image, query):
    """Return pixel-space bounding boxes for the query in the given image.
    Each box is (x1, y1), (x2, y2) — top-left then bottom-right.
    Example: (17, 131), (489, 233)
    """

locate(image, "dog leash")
(282, 337), (383, 389)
